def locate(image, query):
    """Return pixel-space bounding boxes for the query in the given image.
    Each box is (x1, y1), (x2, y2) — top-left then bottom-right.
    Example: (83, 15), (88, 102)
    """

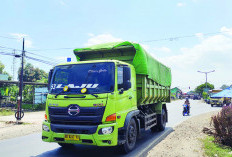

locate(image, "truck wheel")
(157, 109), (166, 131)
(211, 104), (213, 107)
(58, 143), (74, 148)
(120, 118), (137, 153)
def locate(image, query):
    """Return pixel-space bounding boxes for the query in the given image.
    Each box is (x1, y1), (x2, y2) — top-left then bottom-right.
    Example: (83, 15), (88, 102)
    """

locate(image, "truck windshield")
(50, 62), (115, 94)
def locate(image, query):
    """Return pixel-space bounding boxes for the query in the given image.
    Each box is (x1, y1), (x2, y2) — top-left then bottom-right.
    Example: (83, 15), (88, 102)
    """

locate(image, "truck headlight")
(42, 124), (50, 132)
(99, 127), (113, 135)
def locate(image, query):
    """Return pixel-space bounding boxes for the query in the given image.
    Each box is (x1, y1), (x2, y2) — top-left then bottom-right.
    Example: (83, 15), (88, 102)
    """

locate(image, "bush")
(34, 103), (45, 111)
(211, 105), (232, 147)
(22, 103), (45, 111)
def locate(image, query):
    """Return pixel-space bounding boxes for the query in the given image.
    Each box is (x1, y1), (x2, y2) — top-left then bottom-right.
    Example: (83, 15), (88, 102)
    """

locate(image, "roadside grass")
(202, 136), (232, 157)
(0, 109), (14, 116)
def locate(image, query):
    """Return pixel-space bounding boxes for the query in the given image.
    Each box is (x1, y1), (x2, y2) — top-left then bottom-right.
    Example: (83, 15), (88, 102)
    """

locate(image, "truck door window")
(118, 67), (123, 90)
(117, 66), (131, 91)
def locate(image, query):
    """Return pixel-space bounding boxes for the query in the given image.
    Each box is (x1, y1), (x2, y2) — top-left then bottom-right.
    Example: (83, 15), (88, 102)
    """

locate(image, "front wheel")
(211, 104), (214, 107)
(120, 118), (137, 153)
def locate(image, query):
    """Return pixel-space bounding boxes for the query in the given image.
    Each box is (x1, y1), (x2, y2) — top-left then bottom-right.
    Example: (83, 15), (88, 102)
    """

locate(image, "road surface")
(0, 100), (220, 157)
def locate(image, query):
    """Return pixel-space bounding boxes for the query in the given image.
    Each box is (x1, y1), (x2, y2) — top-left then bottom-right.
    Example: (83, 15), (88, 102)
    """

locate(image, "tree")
(18, 63), (48, 82)
(195, 83), (214, 94)
(220, 84), (230, 90)
(0, 61), (5, 74)
(0, 61), (12, 80)
(18, 63), (48, 103)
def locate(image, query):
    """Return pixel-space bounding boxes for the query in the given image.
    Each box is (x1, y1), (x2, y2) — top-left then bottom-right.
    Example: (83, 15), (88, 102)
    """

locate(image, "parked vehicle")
(42, 41), (171, 153)
(210, 97), (224, 107)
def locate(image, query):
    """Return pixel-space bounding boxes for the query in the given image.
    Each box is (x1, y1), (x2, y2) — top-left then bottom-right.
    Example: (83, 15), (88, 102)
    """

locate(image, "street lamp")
(197, 70), (215, 92)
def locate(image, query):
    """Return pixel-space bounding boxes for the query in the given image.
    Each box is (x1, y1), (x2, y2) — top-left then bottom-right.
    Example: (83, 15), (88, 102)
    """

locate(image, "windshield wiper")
(64, 96), (86, 98)
(55, 90), (65, 98)
(90, 93), (98, 98)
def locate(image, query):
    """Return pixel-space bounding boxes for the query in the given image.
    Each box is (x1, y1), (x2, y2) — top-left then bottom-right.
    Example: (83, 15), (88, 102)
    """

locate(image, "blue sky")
(1, 0), (232, 91)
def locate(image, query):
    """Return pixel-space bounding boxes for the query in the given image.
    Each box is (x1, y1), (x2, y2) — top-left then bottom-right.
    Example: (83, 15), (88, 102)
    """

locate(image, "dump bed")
(74, 41), (171, 105)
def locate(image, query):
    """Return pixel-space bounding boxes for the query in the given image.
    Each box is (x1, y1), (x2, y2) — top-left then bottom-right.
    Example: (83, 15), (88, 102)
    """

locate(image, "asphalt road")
(0, 100), (220, 157)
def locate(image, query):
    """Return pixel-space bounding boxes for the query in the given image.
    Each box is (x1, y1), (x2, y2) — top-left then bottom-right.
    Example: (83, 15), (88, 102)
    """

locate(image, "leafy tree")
(18, 63), (48, 82)
(220, 84), (230, 90)
(0, 61), (12, 80)
(0, 61), (5, 74)
(17, 63), (48, 103)
(195, 83), (214, 94)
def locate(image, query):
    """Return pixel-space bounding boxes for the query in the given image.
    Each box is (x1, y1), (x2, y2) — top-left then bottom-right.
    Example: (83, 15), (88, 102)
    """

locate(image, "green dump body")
(74, 41), (171, 106)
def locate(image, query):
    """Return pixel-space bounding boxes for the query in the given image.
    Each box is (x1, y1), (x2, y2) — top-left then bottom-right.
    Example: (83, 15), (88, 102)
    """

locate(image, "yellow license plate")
(64, 135), (80, 141)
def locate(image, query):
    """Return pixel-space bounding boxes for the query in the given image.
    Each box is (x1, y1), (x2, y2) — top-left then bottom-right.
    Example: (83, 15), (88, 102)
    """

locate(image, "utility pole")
(12, 49), (16, 81)
(197, 70), (215, 92)
(16, 38), (25, 121)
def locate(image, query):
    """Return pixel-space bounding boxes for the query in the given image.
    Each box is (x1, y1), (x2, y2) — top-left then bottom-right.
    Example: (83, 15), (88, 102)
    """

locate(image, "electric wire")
(24, 30), (232, 51)
(0, 35), (20, 40)
(26, 51), (60, 63)
(24, 55), (56, 66)
(140, 30), (232, 43)
(0, 51), (17, 56)
(0, 51), (57, 66)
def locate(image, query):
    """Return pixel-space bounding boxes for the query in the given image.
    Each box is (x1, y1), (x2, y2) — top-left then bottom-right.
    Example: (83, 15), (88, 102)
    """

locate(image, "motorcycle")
(183, 104), (190, 116)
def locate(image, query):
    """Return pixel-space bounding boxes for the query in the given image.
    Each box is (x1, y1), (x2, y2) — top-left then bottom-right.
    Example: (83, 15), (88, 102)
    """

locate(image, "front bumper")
(42, 121), (118, 146)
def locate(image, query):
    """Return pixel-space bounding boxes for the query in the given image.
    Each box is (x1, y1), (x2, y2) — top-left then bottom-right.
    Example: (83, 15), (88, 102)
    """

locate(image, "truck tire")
(157, 109), (166, 131)
(58, 143), (74, 148)
(211, 104), (214, 107)
(120, 118), (137, 153)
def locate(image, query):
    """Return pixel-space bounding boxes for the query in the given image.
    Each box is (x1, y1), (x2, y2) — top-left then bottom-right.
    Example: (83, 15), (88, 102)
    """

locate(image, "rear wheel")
(58, 143), (74, 148)
(157, 109), (167, 131)
(120, 118), (137, 153)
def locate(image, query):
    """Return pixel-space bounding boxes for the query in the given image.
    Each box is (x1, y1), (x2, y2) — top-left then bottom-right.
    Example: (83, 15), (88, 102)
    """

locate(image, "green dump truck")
(42, 41), (171, 153)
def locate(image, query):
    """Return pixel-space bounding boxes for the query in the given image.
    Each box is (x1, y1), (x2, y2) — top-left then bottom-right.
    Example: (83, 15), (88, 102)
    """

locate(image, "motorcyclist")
(185, 98), (190, 113)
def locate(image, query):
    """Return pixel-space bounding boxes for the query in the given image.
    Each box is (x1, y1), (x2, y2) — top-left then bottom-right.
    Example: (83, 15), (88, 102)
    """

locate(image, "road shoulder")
(147, 111), (219, 157)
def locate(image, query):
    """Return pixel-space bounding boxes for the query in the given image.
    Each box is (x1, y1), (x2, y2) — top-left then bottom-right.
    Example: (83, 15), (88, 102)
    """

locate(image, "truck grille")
(48, 106), (105, 125)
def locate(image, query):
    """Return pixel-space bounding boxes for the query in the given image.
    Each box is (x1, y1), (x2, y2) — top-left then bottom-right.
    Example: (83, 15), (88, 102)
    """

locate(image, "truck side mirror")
(48, 69), (54, 91)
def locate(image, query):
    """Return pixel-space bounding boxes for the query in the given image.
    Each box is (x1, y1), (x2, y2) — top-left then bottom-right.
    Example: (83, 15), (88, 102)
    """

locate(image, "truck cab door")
(116, 65), (134, 113)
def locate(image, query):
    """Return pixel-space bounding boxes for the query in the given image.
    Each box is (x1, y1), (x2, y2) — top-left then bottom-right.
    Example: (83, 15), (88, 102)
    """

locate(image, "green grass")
(0, 109), (14, 116)
(202, 136), (232, 157)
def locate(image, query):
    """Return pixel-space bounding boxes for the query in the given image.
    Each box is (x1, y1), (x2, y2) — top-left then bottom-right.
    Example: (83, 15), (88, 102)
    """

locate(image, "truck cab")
(42, 60), (138, 146)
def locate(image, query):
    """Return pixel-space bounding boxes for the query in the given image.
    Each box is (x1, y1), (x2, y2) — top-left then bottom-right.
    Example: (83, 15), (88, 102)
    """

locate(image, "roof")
(211, 87), (232, 98)
(0, 74), (8, 81)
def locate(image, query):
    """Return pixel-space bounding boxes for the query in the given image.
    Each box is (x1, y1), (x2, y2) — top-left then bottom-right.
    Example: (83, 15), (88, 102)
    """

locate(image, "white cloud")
(85, 33), (123, 46)
(10, 33), (33, 48)
(87, 33), (95, 37)
(221, 26), (232, 36)
(195, 33), (204, 40)
(153, 47), (171, 53)
(59, 0), (67, 6)
(177, 2), (186, 7)
(159, 26), (232, 90)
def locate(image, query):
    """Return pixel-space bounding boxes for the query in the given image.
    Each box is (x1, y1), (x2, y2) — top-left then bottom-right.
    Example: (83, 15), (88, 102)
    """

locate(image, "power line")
(25, 55), (56, 66)
(0, 45), (21, 51)
(0, 51), (56, 66)
(140, 30), (232, 43)
(26, 51), (60, 63)
(27, 47), (75, 51)
(0, 51), (18, 57)
(0, 35), (19, 40)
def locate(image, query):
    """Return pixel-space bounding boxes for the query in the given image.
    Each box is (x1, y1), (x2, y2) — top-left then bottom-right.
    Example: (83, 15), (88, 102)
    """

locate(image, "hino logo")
(68, 105), (80, 116)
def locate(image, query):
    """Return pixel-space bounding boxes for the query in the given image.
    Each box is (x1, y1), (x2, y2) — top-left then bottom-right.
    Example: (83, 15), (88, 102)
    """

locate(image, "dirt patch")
(0, 111), (44, 140)
(147, 111), (219, 157)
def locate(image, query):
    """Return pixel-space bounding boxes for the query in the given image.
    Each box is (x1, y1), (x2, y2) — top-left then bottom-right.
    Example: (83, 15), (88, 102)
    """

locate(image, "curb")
(136, 128), (174, 157)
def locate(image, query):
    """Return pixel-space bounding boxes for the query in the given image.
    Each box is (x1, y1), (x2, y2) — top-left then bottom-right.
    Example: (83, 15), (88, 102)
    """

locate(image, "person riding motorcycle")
(185, 98), (190, 113)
